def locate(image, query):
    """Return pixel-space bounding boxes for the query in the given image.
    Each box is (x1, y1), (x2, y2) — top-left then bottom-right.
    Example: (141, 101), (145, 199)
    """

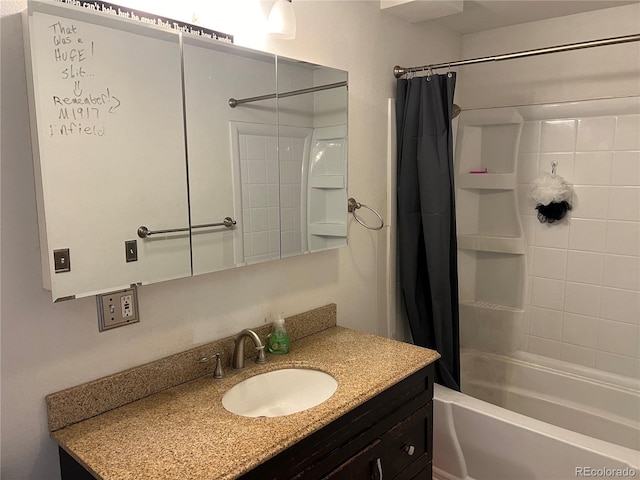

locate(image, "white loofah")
(530, 173), (572, 206)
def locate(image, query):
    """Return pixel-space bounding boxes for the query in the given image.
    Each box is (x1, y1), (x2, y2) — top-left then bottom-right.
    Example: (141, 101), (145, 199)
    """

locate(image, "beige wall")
(0, 1), (460, 478)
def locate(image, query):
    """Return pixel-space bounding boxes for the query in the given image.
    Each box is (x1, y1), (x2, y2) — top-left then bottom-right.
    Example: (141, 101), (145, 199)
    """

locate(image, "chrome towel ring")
(348, 198), (384, 231)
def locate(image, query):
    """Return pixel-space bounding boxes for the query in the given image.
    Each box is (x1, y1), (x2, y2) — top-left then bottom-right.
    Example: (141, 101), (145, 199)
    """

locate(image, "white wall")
(457, 4), (640, 110)
(0, 2), (460, 479)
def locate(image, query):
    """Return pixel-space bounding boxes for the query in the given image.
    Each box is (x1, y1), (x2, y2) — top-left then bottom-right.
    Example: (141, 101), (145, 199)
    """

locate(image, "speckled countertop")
(51, 326), (439, 480)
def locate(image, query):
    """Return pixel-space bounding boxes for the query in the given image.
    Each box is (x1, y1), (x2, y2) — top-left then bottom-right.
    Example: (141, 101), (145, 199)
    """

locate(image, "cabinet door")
(25, 2), (190, 301)
(378, 403), (432, 478)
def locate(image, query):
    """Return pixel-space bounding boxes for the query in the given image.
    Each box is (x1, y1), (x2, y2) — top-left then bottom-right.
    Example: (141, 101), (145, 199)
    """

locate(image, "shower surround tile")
(600, 288), (640, 325)
(614, 114), (640, 150)
(532, 247), (567, 280)
(566, 250), (604, 285)
(514, 100), (640, 379)
(568, 219), (607, 252)
(562, 313), (599, 349)
(540, 119), (576, 152)
(571, 186), (610, 219)
(573, 152), (612, 185)
(611, 152), (640, 186)
(576, 116), (615, 152)
(608, 187), (640, 222)
(564, 282), (601, 317)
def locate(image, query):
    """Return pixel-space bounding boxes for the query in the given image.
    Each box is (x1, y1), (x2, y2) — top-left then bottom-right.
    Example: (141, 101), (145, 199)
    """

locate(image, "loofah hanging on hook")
(530, 162), (573, 224)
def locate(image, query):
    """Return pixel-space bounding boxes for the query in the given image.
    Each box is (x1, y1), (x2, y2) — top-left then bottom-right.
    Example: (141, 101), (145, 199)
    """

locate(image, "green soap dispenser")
(268, 313), (290, 354)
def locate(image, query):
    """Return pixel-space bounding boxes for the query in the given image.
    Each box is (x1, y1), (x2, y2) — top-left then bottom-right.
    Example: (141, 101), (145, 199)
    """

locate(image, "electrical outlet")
(97, 287), (139, 331)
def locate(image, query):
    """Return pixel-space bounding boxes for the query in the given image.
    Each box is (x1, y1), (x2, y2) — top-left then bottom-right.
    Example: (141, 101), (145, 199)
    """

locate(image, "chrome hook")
(551, 160), (558, 175)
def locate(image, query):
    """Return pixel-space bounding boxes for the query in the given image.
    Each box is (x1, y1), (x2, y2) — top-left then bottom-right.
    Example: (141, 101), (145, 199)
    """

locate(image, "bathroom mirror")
(24, 0), (348, 300)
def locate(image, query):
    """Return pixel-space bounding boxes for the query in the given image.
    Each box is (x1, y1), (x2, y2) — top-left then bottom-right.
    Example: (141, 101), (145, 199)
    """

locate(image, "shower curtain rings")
(447, 64), (453, 78)
(347, 198), (384, 231)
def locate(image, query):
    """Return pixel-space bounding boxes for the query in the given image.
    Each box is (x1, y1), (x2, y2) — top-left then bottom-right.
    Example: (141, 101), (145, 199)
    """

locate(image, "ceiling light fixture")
(268, 0), (296, 40)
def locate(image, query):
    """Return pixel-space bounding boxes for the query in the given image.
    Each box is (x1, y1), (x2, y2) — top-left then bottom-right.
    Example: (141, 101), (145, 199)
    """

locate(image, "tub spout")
(232, 329), (267, 369)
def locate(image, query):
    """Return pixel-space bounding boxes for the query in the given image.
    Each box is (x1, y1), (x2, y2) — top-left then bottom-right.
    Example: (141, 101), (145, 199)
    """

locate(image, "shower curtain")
(396, 74), (460, 391)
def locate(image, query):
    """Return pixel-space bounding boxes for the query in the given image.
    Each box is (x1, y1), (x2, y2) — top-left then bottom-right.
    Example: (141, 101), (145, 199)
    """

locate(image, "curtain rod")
(228, 81), (347, 108)
(393, 33), (640, 78)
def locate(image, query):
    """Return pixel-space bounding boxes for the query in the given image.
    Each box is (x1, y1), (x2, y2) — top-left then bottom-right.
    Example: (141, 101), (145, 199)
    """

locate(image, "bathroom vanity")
(46, 306), (438, 480)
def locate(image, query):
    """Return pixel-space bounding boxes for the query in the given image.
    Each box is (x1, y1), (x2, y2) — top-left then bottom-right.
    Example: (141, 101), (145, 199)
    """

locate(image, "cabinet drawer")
(378, 402), (432, 479)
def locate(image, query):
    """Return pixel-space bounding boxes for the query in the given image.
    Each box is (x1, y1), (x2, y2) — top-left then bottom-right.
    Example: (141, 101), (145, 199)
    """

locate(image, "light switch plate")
(125, 240), (137, 262)
(97, 287), (139, 331)
(53, 248), (71, 273)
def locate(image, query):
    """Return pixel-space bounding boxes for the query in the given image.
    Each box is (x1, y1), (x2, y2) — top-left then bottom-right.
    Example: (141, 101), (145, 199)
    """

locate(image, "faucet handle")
(213, 353), (224, 379)
(256, 345), (267, 364)
(199, 353), (225, 379)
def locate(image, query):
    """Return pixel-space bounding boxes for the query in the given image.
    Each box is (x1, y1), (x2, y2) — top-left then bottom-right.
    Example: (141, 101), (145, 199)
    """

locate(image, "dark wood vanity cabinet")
(240, 363), (434, 480)
(59, 363), (434, 480)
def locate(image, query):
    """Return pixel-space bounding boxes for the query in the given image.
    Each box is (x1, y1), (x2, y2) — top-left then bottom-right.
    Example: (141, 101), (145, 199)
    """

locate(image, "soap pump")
(268, 313), (290, 354)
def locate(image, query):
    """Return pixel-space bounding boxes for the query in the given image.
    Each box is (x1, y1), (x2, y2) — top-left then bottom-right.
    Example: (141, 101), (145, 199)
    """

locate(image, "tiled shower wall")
(517, 109), (640, 379)
(239, 134), (304, 264)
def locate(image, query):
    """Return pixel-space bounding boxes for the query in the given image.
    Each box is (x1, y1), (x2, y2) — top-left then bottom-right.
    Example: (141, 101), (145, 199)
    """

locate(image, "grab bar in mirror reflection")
(137, 217), (237, 238)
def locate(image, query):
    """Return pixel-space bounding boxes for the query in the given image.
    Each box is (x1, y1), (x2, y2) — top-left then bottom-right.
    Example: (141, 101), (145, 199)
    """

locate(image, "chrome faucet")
(232, 329), (267, 369)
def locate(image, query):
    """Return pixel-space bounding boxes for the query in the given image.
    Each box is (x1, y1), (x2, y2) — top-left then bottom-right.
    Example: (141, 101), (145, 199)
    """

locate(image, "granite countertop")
(52, 326), (439, 480)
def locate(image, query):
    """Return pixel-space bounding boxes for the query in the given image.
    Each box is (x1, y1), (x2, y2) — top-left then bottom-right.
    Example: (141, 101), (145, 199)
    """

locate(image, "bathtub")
(433, 384), (640, 480)
(460, 349), (640, 451)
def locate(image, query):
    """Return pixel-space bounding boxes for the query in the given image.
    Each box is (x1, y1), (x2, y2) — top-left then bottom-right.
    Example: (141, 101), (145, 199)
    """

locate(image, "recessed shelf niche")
(455, 107), (526, 354)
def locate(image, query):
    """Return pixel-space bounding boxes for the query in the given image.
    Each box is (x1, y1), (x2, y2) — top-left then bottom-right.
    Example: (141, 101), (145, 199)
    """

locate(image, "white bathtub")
(460, 349), (640, 451)
(433, 384), (640, 480)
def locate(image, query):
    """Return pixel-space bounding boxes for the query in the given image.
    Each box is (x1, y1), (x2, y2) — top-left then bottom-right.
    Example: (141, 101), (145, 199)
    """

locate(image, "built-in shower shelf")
(458, 173), (516, 190)
(308, 222), (347, 237)
(460, 301), (524, 314)
(309, 175), (345, 189)
(458, 234), (525, 254)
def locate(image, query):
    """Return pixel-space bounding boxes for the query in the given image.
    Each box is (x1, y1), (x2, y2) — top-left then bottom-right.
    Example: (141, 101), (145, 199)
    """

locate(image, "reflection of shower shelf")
(458, 234), (525, 254)
(308, 222), (347, 237)
(309, 175), (345, 189)
(458, 173), (516, 190)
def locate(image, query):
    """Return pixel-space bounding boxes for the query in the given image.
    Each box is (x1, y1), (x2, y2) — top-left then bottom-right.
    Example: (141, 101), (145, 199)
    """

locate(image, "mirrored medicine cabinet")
(24, 0), (348, 301)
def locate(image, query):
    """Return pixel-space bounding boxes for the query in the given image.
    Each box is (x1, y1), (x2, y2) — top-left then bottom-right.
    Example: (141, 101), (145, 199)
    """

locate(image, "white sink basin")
(222, 368), (338, 418)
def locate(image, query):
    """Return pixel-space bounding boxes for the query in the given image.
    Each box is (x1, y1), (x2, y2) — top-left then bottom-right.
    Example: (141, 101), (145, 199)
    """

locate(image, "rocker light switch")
(53, 248), (71, 273)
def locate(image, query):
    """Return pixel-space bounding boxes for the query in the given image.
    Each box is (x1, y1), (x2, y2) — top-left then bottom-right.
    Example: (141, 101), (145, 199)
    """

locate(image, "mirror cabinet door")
(182, 38), (278, 274)
(25, 2), (191, 301)
(276, 58), (349, 255)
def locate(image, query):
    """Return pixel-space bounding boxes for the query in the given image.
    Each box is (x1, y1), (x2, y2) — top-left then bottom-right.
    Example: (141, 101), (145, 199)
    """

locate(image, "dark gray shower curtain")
(396, 74), (460, 391)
